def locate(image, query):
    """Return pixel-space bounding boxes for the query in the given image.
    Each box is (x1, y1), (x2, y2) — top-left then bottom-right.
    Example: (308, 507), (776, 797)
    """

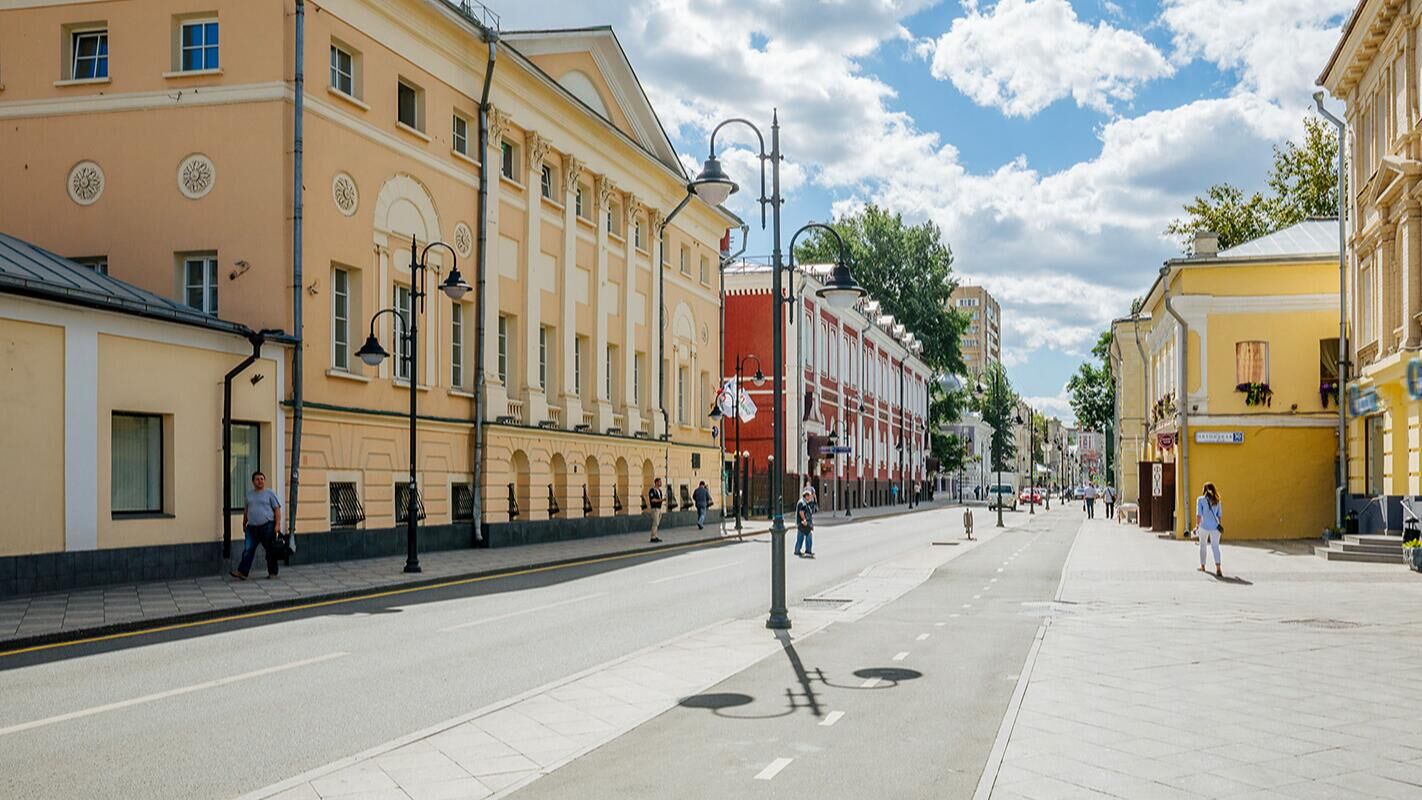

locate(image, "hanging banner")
(1348, 384), (1381, 416)
(717, 378), (758, 422)
(1408, 358), (1422, 402)
(1156, 432), (1176, 451)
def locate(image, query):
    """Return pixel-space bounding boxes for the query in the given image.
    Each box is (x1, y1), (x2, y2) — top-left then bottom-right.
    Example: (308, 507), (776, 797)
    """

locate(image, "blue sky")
(503, 0), (1355, 422)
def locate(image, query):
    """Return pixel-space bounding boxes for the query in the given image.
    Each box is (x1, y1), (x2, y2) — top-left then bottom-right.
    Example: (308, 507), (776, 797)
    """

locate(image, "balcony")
(575, 411), (596, 432)
(543, 405), (563, 429)
(505, 399), (526, 425)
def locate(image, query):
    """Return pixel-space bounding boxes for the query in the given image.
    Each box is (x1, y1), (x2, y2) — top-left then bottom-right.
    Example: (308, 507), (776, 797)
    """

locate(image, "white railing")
(546, 406), (563, 427)
(506, 399), (526, 424)
(638, 418), (652, 436)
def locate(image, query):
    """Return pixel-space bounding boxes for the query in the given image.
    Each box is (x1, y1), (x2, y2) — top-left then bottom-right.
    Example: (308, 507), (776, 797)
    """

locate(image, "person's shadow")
(1210, 574), (1252, 585)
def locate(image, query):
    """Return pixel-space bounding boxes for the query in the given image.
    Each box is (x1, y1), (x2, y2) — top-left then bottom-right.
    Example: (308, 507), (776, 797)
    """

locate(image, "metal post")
(767, 111), (789, 630)
(1314, 93), (1348, 529)
(734, 354), (743, 534)
(406, 242), (422, 573)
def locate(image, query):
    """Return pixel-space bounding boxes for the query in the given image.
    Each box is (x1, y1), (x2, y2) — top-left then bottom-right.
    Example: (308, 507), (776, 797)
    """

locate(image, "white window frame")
(634, 353), (643, 406)
(178, 17), (219, 73)
(538, 326), (550, 392)
(452, 114), (469, 156)
(395, 285), (413, 381)
(333, 267), (351, 371)
(574, 337), (585, 398)
(500, 140), (518, 182)
(540, 164), (554, 200)
(330, 41), (358, 98)
(397, 78), (424, 132)
(452, 303), (465, 388)
(70, 28), (109, 81)
(183, 254), (218, 315)
(497, 314), (509, 384)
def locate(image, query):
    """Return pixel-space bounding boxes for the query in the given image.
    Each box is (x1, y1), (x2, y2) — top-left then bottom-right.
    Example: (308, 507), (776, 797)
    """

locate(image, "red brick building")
(721, 263), (931, 516)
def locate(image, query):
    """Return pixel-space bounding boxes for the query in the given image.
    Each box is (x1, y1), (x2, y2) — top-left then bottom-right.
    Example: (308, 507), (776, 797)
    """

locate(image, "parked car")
(1019, 487), (1043, 504)
(989, 484), (1018, 511)
(1072, 486), (1087, 499)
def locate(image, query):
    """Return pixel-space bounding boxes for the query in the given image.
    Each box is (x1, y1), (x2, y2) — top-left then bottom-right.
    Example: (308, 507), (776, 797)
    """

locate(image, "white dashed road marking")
(861, 677), (883, 689)
(916, 633), (930, 641)
(893, 652), (909, 661)
(820, 711), (845, 727)
(440, 593), (607, 632)
(755, 758), (794, 781)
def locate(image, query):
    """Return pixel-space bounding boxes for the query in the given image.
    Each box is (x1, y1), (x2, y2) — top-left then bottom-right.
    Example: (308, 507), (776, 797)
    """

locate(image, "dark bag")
(270, 532), (293, 560)
(649, 488), (663, 509)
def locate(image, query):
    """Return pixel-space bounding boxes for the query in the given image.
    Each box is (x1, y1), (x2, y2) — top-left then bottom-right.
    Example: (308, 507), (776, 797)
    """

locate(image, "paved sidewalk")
(984, 518), (1422, 800)
(0, 499), (960, 651)
(0, 522), (746, 650)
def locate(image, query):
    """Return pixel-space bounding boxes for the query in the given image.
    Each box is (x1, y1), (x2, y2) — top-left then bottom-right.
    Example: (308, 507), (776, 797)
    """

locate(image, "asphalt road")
(513, 507), (1082, 799)
(0, 505), (999, 800)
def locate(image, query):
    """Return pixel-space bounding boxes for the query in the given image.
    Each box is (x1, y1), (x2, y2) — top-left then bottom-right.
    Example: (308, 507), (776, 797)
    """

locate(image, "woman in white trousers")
(1195, 482), (1223, 577)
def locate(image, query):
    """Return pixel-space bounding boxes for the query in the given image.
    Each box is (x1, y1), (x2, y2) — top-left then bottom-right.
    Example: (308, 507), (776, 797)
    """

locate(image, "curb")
(0, 530), (752, 656)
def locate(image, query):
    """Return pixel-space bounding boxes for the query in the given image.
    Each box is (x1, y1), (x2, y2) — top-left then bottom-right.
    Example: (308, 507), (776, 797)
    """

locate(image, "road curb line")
(0, 531), (754, 658)
(971, 514), (1084, 800)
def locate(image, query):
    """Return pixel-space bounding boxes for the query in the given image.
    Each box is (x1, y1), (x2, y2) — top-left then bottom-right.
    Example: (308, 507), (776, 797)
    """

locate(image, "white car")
(988, 484), (1018, 511)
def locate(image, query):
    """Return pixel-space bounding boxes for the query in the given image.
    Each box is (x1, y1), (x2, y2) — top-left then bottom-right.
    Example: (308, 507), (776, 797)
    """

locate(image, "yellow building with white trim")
(1134, 224), (1340, 540)
(0, 0), (736, 575)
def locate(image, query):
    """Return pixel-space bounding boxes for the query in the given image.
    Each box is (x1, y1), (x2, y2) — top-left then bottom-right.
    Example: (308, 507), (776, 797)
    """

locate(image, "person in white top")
(1195, 482), (1224, 577)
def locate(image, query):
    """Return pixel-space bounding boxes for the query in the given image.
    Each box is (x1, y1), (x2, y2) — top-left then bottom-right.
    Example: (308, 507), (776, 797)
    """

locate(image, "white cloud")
(1161, 0), (1355, 104)
(497, 0), (1348, 400)
(1025, 387), (1075, 424)
(921, 0), (1173, 117)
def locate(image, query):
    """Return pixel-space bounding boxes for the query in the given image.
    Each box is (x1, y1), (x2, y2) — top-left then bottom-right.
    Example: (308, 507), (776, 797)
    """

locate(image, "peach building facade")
(0, 0), (735, 558)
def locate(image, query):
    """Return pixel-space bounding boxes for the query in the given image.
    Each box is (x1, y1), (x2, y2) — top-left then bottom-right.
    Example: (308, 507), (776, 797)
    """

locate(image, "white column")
(649, 210), (666, 439)
(65, 320), (99, 551)
(482, 108), (512, 419)
(594, 176), (618, 430)
(522, 131), (551, 422)
(560, 157), (584, 426)
(623, 198), (643, 433)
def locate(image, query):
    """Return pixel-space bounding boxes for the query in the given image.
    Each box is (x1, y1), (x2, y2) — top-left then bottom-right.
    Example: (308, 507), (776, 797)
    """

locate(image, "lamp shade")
(815, 262), (867, 309)
(440, 267), (472, 301)
(752, 368), (767, 387)
(708, 402), (724, 420)
(689, 154), (738, 206)
(356, 334), (389, 366)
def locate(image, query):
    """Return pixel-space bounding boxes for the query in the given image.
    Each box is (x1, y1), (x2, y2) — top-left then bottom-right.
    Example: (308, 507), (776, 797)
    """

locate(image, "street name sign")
(1195, 431), (1244, 444)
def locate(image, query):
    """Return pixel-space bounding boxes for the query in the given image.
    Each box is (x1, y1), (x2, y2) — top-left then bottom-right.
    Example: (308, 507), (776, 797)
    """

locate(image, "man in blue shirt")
(232, 471), (283, 579)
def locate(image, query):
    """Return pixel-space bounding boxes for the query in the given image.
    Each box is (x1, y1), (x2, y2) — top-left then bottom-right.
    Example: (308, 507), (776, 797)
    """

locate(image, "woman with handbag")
(1195, 482), (1224, 577)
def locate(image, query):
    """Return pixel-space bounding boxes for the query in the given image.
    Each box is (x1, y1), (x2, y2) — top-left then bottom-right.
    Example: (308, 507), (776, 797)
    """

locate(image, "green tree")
(977, 362), (1018, 472)
(1167, 116), (1339, 251)
(794, 204), (967, 376)
(932, 432), (969, 477)
(1068, 331), (1115, 435)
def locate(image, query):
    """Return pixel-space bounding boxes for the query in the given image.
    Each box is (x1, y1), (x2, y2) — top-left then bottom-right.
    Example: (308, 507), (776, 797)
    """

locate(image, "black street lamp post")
(1014, 405), (1038, 515)
(691, 115), (863, 630)
(356, 235), (469, 573)
(976, 370), (1009, 529)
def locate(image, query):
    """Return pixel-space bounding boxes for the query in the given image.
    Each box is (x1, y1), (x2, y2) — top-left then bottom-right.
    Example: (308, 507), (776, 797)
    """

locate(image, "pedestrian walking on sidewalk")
(1195, 482), (1224, 577)
(232, 471), (282, 580)
(647, 478), (665, 543)
(963, 506), (975, 540)
(1083, 484), (1097, 519)
(693, 481), (712, 530)
(1103, 485), (1117, 520)
(794, 487), (815, 557)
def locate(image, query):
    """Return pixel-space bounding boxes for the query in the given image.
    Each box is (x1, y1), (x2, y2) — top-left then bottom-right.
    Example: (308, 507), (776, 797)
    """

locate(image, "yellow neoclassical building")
(1321, 0), (1422, 534)
(1109, 314), (1148, 507)
(0, 0), (735, 567)
(1133, 224), (1340, 540)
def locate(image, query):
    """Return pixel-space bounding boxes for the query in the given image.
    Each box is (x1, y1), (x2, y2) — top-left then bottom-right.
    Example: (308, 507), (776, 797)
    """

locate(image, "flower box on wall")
(1236, 382), (1273, 407)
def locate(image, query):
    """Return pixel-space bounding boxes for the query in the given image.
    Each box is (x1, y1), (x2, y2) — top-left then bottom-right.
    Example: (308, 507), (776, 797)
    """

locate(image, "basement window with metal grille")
(395, 482), (427, 523)
(330, 482), (365, 528)
(452, 482), (474, 521)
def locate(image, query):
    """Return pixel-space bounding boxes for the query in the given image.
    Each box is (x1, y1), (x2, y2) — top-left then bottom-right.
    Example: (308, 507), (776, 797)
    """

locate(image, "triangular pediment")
(503, 28), (683, 176)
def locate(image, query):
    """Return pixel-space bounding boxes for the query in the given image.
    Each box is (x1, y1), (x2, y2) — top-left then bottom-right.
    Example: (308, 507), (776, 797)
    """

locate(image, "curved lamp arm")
(369, 307), (410, 342)
(785, 222), (851, 307)
(707, 118), (769, 229)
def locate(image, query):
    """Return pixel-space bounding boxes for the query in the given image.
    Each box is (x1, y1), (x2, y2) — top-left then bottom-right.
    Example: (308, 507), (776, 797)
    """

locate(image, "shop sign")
(1151, 463), (1164, 498)
(1348, 384), (1381, 416)
(1195, 431), (1244, 444)
(1409, 358), (1422, 402)
(1156, 432), (1176, 451)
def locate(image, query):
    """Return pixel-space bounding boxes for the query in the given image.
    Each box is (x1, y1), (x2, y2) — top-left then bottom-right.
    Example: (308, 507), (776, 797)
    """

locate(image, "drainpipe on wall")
(223, 329), (268, 559)
(1315, 92), (1349, 529)
(1132, 311), (1148, 471)
(1161, 265), (1190, 536)
(658, 195), (693, 495)
(472, 26), (498, 545)
(287, 0), (306, 538)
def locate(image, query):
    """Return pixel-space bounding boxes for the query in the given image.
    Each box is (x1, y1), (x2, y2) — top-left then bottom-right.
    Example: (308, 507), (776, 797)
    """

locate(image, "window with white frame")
(540, 164), (554, 200)
(70, 27), (109, 80)
(679, 245), (690, 275)
(74, 256), (108, 274)
(330, 42), (359, 98)
(452, 303), (466, 388)
(1360, 264), (1375, 345)
(500, 140), (518, 181)
(538, 326), (550, 391)
(574, 336), (585, 397)
(183, 254), (218, 315)
(452, 114), (470, 156)
(634, 352), (644, 405)
(634, 217), (644, 249)
(699, 255), (709, 284)
(497, 314), (509, 384)
(178, 18), (219, 72)
(575, 185), (587, 219)
(1235, 341), (1268, 385)
(605, 345), (616, 402)
(606, 202), (622, 237)
(112, 413), (163, 514)
(333, 266), (351, 371)
(677, 365), (688, 424)
(397, 78), (423, 131)
(395, 286), (413, 380)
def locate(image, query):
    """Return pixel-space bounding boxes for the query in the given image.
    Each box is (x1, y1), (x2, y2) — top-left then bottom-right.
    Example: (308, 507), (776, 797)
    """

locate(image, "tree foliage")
(794, 204), (966, 376)
(932, 432), (969, 476)
(976, 362), (1018, 472)
(1068, 330), (1115, 443)
(1166, 116), (1339, 251)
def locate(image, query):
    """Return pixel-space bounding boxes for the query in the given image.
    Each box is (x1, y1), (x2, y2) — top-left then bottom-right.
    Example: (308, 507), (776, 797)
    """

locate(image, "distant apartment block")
(950, 285), (1001, 373)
